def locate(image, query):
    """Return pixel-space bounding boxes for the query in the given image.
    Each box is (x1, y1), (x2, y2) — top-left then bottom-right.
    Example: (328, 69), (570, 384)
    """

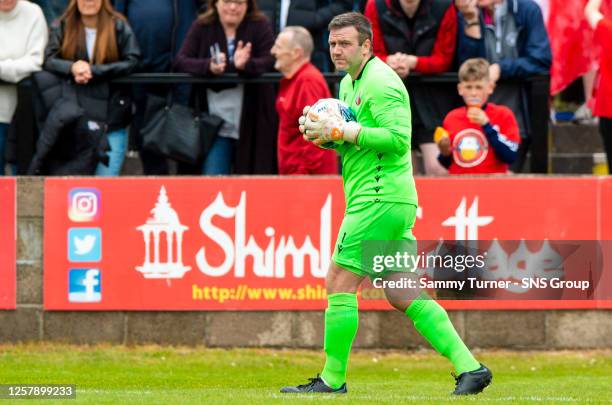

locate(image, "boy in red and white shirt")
(436, 58), (520, 174)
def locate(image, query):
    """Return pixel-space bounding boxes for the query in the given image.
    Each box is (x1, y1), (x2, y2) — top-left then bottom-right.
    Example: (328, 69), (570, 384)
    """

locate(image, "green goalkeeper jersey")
(337, 56), (418, 212)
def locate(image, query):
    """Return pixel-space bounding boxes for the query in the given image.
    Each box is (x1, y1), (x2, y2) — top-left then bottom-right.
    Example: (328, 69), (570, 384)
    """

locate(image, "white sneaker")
(574, 103), (598, 125)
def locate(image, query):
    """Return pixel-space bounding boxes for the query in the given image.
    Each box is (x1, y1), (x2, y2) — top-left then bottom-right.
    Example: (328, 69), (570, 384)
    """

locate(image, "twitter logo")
(68, 228), (102, 262)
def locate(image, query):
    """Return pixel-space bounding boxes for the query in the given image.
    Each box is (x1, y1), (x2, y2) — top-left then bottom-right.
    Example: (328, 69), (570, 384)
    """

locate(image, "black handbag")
(141, 93), (223, 165)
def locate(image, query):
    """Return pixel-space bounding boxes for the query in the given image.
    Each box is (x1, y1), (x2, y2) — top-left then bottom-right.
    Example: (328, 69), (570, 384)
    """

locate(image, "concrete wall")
(4, 177), (612, 348)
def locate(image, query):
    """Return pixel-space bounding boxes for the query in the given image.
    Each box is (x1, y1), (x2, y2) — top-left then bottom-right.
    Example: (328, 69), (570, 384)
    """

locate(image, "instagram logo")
(68, 188), (101, 222)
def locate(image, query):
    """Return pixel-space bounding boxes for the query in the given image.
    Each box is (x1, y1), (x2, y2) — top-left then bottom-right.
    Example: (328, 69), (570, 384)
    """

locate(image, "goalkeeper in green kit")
(280, 12), (492, 396)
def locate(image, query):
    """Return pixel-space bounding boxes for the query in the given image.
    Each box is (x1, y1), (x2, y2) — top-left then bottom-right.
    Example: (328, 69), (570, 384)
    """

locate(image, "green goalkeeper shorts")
(332, 202), (417, 280)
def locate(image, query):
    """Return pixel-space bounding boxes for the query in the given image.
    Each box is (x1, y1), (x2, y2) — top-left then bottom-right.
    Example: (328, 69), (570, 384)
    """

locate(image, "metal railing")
(4, 72), (551, 173)
(104, 71), (551, 174)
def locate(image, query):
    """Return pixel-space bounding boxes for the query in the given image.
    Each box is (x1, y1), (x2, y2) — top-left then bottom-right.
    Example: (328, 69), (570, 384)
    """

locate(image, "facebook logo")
(68, 228), (102, 262)
(68, 269), (102, 303)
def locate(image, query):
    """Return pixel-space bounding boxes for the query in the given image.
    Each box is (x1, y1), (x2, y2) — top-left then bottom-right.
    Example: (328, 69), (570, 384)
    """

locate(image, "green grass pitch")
(1, 344), (611, 404)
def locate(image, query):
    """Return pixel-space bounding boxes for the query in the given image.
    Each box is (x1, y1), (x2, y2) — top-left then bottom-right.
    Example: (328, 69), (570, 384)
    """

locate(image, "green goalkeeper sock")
(320, 293), (359, 389)
(405, 294), (480, 374)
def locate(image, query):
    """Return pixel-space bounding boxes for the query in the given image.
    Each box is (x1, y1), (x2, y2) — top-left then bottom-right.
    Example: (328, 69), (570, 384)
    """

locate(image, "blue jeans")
(95, 129), (127, 176)
(202, 136), (236, 175)
(0, 123), (16, 176)
(0, 123), (7, 175)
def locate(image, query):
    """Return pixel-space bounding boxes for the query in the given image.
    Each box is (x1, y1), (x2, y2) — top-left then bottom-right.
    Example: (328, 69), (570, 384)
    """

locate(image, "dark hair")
(458, 58), (491, 82)
(59, 0), (125, 64)
(198, 0), (266, 25)
(328, 12), (372, 45)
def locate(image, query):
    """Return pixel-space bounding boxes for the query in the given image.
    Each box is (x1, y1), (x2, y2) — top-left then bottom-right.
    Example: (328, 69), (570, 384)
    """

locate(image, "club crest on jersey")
(452, 128), (489, 167)
(355, 92), (362, 106)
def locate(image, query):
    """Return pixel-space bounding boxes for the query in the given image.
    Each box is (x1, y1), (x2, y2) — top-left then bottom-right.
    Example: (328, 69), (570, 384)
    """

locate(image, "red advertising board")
(0, 178), (16, 310)
(43, 177), (612, 311)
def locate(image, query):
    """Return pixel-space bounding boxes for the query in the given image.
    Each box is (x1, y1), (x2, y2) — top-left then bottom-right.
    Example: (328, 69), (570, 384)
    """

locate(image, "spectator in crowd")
(455, 0), (551, 85)
(271, 26), (338, 174)
(437, 58), (520, 174)
(355, 0), (367, 11)
(454, 0), (551, 169)
(31, 0), (68, 22)
(0, 0), (48, 175)
(174, 0), (278, 175)
(366, 0), (457, 76)
(365, 0), (458, 175)
(258, 0), (353, 71)
(113, 0), (201, 175)
(585, 0), (612, 172)
(39, 0), (140, 175)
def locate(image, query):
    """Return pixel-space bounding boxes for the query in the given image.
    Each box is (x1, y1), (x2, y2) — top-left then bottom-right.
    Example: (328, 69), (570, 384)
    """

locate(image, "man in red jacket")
(272, 26), (338, 175)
